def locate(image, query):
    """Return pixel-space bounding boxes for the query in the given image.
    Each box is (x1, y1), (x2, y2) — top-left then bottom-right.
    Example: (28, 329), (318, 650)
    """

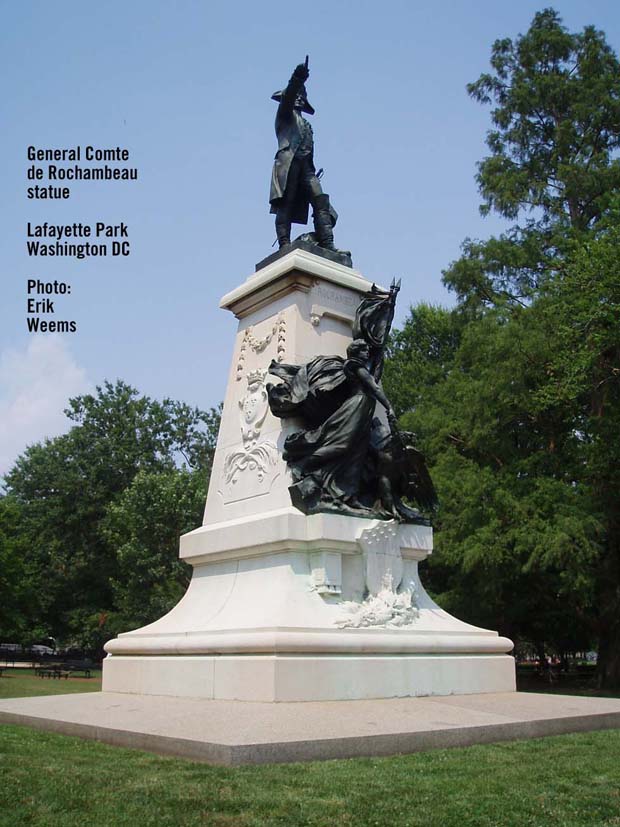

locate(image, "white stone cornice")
(220, 249), (380, 313)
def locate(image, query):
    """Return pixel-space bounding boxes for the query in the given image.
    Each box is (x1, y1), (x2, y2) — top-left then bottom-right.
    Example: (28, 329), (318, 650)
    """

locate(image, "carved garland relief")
(236, 313), (286, 382)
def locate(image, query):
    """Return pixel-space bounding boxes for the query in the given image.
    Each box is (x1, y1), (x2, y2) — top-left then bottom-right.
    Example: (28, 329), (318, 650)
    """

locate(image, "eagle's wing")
(402, 445), (438, 512)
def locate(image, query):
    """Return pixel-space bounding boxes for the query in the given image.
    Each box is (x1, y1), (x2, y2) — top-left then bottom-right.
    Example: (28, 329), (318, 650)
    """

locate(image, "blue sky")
(1, 0), (619, 473)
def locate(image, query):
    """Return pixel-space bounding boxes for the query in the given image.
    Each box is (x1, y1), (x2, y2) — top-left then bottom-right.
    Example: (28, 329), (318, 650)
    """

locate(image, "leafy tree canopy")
(385, 10), (620, 685)
(444, 8), (620, 308)
(1, 380), (220, 649)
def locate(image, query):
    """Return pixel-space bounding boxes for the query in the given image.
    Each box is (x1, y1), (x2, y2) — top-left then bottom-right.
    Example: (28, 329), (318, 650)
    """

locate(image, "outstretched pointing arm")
(279, 57), (310, 111)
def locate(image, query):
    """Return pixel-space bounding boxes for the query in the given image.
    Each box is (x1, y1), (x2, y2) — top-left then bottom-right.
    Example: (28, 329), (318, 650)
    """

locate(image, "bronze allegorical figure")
(267, 281), (438, 523)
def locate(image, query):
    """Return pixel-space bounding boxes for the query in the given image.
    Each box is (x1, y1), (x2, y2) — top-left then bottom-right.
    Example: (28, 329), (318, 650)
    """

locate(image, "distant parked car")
(0, 643), (23, 653)
(31, 645), (55, 655)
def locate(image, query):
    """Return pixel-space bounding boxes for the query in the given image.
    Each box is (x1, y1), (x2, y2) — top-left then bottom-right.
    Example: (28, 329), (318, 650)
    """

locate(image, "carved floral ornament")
(236, 313), (286, 382)
(223, 442), (278, 490)
(221, 367), (279, 503)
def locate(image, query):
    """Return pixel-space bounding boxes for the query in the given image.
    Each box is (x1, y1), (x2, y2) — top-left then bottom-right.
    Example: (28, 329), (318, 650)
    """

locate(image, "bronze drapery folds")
(267, 281), (438, 523)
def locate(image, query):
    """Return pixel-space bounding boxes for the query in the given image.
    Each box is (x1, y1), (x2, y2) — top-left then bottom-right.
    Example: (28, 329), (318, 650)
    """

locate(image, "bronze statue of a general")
(270, 57), (347, 260)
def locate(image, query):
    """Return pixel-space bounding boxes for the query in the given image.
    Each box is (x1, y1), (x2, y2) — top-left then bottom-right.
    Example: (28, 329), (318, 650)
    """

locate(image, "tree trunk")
(596, 532), (620, 689)
(597, 625), (620, 689)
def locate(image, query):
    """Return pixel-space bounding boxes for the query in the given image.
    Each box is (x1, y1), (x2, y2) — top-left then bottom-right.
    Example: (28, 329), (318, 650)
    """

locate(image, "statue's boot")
(313, 195), (351, 262)
(313, 194), (337, 251)
(275, 217), (291, 249)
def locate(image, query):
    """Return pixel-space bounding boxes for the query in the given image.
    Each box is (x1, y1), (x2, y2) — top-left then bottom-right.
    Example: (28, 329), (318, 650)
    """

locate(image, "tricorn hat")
(271, 84), (315, 115)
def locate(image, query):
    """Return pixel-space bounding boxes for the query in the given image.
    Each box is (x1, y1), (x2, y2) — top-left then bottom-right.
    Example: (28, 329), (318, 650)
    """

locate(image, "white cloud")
(0, 336), (92, 477)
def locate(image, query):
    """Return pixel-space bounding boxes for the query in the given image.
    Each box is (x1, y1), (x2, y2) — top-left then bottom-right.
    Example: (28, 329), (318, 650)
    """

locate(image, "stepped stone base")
(102, 514), (515, 702)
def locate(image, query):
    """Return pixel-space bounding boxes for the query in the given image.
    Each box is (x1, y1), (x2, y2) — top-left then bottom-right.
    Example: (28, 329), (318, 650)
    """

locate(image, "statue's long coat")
(269, 73), (314, 226)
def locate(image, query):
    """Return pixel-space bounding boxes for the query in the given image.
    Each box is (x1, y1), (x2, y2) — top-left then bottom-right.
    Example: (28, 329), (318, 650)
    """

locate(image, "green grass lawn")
(1, 670), (619, 827)
(0, 667), (101, 698)
(1, 725), (619, 827)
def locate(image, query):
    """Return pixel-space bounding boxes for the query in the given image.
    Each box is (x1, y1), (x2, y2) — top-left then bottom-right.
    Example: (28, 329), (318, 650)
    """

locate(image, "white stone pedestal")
(103, 250), (515, 701)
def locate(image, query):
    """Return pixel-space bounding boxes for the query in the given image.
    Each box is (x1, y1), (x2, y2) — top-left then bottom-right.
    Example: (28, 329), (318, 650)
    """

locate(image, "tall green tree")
(2, 381), (220, 648)
(383, 304), (461, 417)
(532, 220), (620, 684)
(0, 497), (35, 642)
(387, 301), (599, 653)
(385, 10), (620, 685)
(442, 8), (620, 686)
(445, 8), (620, 308)
(101, 469), (204, 630)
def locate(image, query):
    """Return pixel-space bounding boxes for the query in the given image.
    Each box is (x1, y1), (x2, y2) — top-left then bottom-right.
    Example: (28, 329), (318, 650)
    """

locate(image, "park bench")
(61, 659), (97, 678)
(37, 666), (70, 679)
(35, 659), (97, 679)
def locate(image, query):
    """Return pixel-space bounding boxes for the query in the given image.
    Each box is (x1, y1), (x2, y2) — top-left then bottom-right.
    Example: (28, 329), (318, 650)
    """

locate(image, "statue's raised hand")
(294, 59), (309, 82)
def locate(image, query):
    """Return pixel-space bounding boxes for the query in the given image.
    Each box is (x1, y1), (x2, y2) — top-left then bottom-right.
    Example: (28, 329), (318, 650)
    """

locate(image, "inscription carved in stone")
(312, 280), (357, 307)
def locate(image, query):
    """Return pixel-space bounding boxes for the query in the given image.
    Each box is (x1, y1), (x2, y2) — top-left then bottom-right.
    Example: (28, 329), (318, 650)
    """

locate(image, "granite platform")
(1, 691), (619, 765)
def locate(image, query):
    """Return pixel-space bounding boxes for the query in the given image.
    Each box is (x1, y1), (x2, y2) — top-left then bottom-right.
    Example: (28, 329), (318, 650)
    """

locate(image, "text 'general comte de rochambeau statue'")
(269, 56), (351, 266)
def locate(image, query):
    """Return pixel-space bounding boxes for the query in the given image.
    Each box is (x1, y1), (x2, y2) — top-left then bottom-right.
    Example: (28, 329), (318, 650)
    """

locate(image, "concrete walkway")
(1, 691), (619, 765)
